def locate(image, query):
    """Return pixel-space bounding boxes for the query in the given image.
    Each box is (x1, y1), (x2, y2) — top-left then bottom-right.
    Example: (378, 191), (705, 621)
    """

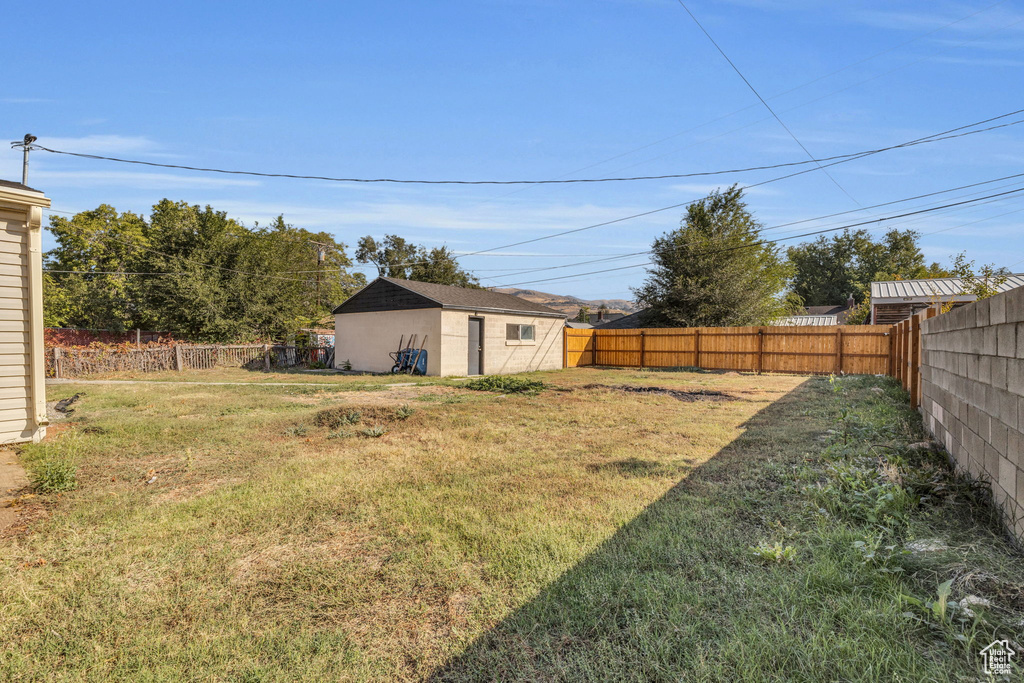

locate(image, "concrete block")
(992, 356), (1008, 391)
(985, 442), (1000, 477)
(999, 389), (1018, 431)
(999, 457), (1017, 497)
(1008, 359), (1024, 396)
(991, 420), (1009, 456)
(984, 327), (998, 356)
(976, 298), (991, 327)
(998, 323), (1017, 358)
(1009, 431), (1024, 468)
(991, 293), (1007, 325)
(980, 355), (993, 384)
(1007, 289), (1024, 323)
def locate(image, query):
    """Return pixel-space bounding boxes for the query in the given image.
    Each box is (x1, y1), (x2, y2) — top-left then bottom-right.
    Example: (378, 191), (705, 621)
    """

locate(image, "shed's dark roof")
(0, 179), (43, 194)
(334, 277), (566, 317)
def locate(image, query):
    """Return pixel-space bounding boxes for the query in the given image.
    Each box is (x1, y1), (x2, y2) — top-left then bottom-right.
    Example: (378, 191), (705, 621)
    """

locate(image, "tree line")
(45, 190), (1005, 340)
(631, 186), (1008, 328)
(43, 201), (475, 341)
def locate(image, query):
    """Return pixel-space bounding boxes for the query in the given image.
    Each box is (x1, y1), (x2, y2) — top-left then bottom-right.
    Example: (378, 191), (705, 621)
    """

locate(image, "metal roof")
(870, 275), (1024, 300)
(777, 315), (839, 326)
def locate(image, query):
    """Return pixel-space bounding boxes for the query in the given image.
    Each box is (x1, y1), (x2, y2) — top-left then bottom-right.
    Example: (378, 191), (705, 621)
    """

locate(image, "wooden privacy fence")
(890, 305), (939, 409)
(564, 325), (892, 375)
(50, 344), (335, 379)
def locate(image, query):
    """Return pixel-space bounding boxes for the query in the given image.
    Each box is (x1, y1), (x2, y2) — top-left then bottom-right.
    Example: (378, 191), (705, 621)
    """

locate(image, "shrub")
(313, 409), (362, 429)
(361, 425), (387, 438)
(464, 375), (544, 395)
(394, 404), (415, 420)
(31, 458), (78, 493)
(284, 424), (308, 437)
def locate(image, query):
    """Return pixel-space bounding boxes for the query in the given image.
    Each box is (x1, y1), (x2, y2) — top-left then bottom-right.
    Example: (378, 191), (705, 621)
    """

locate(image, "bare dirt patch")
(582, 384), (736, 402)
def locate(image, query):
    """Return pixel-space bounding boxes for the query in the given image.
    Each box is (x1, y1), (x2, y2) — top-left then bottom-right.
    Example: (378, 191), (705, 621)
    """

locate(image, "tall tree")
(633, 186), (793, 327)
(356, 235), (479, 286)
(355, 235), (419, 278)
(43, 205), (148, 330)
(787, 229), (948, 306)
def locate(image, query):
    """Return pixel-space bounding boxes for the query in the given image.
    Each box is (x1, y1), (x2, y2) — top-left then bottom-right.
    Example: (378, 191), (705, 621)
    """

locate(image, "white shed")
(333, 277), (567, 376)
(0, 180), (50, 443)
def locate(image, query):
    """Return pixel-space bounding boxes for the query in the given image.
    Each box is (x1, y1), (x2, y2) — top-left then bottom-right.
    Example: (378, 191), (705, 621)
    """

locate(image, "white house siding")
(0, 186), (48, 444)
(440, 309), (563, 376)
(334, 308), (442, 375)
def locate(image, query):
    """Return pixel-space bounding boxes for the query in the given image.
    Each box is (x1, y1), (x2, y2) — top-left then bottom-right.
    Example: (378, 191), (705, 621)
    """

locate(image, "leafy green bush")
(31, 458), (78, 493)
(313, 409), (362, 429)
(394, 404), (415, 420)
(463, 375), (544, 395)
(361, 425), (387, 438)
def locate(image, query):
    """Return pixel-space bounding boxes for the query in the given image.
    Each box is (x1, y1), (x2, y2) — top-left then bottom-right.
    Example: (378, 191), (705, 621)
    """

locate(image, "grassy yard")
(2, 368), (1021, 681)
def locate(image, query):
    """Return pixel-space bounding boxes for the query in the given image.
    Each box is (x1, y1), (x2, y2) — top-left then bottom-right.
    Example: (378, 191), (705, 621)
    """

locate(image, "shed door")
(467, 317), (483, 376)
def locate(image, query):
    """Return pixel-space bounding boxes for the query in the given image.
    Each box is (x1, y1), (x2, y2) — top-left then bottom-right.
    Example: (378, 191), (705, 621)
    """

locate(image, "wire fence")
(48, 344), (335, 378)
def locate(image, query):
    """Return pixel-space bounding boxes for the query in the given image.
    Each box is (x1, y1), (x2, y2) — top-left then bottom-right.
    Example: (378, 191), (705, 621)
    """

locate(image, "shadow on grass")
(431, 377), (843, 682)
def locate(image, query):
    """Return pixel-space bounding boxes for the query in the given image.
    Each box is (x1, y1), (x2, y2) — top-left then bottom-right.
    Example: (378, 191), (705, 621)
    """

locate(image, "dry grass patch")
(6, 369), (1016, 680)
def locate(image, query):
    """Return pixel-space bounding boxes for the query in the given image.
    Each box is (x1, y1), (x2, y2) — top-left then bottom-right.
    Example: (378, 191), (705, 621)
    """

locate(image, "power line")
(484, 173), (1024, 280)
(458, 110), (1024, 259)
(26, 108), (1024, 188)
(675, 0), (862, 207)
(467, 0), (1011, 209)
(488, 186), (1024, 288)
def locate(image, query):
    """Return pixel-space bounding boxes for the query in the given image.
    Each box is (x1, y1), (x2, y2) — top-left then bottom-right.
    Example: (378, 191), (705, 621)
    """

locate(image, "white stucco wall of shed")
(334, 308), (442, 375)
(440, 309), (563, 376)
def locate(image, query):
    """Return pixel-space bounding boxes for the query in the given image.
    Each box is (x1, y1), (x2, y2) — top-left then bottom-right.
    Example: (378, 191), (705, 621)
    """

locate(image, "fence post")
(53, 347), (62, 379)
(263, 344), (271, 372)
(910, 313), (921, 410)
(639, 330), (646, 369)
(593, 331), (599, 367)
(694, 329), (701, 369)
(836, 328), (843, 375)
(756, 327), (764, 374)
(563, 328), (568, 368)
(174, 345), (184, 371)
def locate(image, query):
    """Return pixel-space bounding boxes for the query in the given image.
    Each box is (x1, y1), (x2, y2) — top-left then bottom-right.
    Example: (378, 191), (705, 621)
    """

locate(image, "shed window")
(505, 324), (535, 341)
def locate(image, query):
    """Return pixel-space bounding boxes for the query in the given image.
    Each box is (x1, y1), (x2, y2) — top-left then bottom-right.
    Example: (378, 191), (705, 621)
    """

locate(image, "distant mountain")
(493, 287), (638, 316)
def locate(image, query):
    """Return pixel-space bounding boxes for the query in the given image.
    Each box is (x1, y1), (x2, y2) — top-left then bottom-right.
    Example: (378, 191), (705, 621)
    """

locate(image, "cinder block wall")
(919, 286), (1024, 541)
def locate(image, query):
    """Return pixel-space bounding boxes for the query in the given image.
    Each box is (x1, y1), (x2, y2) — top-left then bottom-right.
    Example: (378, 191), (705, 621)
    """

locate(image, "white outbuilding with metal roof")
(870, 274), (1024, 325)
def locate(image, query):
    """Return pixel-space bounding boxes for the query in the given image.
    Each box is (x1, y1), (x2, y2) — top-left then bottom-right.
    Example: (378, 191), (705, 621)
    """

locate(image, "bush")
(31, 458), (78, 493)
(361, 425), (387, 438)
(394, 404), (415, 420)
(313, 409), (362, 429)
(464, 375), (544, 395)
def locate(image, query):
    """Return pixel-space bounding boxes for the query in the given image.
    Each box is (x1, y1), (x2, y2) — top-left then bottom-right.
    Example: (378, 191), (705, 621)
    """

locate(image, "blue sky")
(4, 0), (1024, 301)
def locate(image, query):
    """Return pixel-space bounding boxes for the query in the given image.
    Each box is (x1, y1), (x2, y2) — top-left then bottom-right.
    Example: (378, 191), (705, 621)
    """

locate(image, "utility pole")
(9, 134), (37, 185)
(308, 240), (330, 316)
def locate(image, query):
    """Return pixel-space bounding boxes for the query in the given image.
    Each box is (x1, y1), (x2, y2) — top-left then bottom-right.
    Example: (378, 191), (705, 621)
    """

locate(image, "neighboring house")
(778, 295), (856, 326)
(592, 309), (648, 329)
(588, 310), (625, 324)
(777, 314), (839, 326)
(333, 277), (566, 376)
(870, 275), (1024, 325)
(565, 321), (593, 329)
(0, 180), (49, 443)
